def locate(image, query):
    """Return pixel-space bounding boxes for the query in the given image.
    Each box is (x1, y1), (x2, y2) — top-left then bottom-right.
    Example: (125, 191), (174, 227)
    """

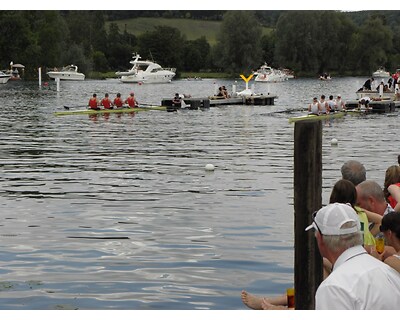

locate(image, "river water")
(0, 76), (398, 310)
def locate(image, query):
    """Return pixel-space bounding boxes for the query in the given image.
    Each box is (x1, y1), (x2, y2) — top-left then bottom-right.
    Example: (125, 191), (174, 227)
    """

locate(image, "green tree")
(215, 11), (263, 74)
(0, 11), (34, 68)
(90, 11), (107, 52)
(137, 25), (185, 71)
(64, 11), (106, 55)
(105, 23), (136, 70)
(62, 43), (92, 74)
(349, 17), (393, 73)
(275, 12), (321, 74)
(92, 51), (108, 72)
(260, 32), (276, 67)
(275, 11), (357, 75)
(35, 11), (69, 68)
(182, 37), (210, 71)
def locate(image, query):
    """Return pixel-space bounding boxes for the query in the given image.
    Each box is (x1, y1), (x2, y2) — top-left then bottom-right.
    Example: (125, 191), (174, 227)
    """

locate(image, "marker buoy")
(205, 164), (215, 171)
(331, 138), (338, 146)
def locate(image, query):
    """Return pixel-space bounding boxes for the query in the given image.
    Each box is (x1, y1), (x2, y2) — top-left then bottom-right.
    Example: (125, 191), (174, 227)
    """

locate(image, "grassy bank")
(107, 18), (221, 45)
(106, 17), (273, 46)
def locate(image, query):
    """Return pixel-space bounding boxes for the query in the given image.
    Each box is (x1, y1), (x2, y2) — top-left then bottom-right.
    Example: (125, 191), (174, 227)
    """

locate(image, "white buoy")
(331, 138), (338, 146)
(205, 164), (215, 171)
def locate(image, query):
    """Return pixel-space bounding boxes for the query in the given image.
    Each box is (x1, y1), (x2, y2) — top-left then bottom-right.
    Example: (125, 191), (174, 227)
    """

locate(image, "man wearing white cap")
(306, 202), (400, 309)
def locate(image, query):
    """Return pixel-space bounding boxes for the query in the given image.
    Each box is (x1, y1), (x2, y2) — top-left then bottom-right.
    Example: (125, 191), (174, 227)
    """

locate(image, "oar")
(138, 102), (159, 107)
(63, 105), (88, 110)
(264, 107), (307, 115)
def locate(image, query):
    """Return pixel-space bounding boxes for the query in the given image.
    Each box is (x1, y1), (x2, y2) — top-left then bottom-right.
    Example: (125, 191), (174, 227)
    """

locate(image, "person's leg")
(241, 290), (263, 309)
(241, 290), (287, 309)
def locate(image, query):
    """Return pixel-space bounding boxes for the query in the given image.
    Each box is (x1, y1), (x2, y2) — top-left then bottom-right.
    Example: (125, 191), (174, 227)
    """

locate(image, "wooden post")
(293, 120), (323, 309)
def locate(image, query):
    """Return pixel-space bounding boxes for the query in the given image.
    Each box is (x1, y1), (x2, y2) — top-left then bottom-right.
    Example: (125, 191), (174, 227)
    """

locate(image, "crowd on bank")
(242, 159), (400, 310)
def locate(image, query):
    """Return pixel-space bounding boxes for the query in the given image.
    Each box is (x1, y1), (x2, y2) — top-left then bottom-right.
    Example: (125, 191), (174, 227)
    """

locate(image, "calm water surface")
(0, 77), (398, 309)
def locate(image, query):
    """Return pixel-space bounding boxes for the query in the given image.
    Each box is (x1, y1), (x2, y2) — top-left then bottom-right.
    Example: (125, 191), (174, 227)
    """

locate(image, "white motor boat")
(372, 67), (390, 78)
(116, 53), (176, 83)
(0, 71), (11, 84)
(47, 65), (85, 81)
(254, 62), (288, 82)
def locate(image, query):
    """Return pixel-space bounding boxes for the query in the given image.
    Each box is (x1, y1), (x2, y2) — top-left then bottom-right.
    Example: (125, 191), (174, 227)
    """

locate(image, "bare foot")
(261, 297), (287, 310)
(241, 290), (263, 310)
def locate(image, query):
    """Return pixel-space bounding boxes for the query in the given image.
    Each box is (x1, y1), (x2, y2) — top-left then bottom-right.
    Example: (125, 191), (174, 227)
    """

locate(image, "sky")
(1, 1), (397, 10)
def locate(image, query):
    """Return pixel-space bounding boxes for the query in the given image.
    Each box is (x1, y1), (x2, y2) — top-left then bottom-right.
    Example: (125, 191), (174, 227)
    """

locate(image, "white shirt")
(328, 100), (335, 110)
(316, 245), (400, 309)
(319, 100), (329, 113)
(309, 102), (319, 114)
(359, 96), (371, 103)
(335, 98), (345, 110)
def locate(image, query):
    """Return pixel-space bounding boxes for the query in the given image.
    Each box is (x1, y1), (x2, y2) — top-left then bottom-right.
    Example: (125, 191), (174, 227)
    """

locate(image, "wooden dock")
(345, 99), (399, 113)
(161, 94), (277, 112)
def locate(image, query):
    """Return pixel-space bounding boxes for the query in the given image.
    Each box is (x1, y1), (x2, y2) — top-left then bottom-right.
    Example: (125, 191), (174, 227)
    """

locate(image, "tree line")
(1, 10), (400, 79)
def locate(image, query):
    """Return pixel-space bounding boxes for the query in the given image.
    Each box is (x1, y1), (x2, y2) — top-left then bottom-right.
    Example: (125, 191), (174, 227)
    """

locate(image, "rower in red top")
(125, 92), (138, 108)
(88, 93), (100, 110)
(113, 93), (124, 108)
(101, 93), (113, 109)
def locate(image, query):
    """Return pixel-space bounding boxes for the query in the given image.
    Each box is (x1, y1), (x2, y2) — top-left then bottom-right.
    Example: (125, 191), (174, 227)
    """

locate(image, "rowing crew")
(88, 92), (138, 110)
(308, 94), (346, 115)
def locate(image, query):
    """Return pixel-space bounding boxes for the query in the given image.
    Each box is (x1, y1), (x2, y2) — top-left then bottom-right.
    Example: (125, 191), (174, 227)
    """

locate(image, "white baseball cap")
(305, 203), (360, 235)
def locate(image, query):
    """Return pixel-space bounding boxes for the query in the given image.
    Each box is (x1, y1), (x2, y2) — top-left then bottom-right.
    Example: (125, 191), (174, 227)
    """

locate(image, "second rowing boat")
(288, 112), (345, 123)
(288, 110), (366, 123)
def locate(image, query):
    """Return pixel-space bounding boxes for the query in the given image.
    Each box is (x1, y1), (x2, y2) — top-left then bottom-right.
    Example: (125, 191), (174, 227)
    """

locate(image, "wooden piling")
(293, 120), (323, 309)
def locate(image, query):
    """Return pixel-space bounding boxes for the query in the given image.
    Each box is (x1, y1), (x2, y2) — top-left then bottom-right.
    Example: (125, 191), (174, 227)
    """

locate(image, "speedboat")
(282, 68), (295, 79)
(0, 71), (11, 84)
(116, 53), (176, 83)
(372, 67), (390, 78)
(47, 65), (85, 81)
(254, 62), (288, 82)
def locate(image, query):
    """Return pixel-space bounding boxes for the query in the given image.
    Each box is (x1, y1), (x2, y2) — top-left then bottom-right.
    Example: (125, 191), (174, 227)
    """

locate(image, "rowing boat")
(288, 110), (366, 123)
(54, 106), (166, 116)
(289, 112), (345, 123)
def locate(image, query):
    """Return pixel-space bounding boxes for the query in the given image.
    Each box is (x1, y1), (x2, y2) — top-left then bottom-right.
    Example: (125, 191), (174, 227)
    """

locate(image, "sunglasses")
(312, 211), (323, 236)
